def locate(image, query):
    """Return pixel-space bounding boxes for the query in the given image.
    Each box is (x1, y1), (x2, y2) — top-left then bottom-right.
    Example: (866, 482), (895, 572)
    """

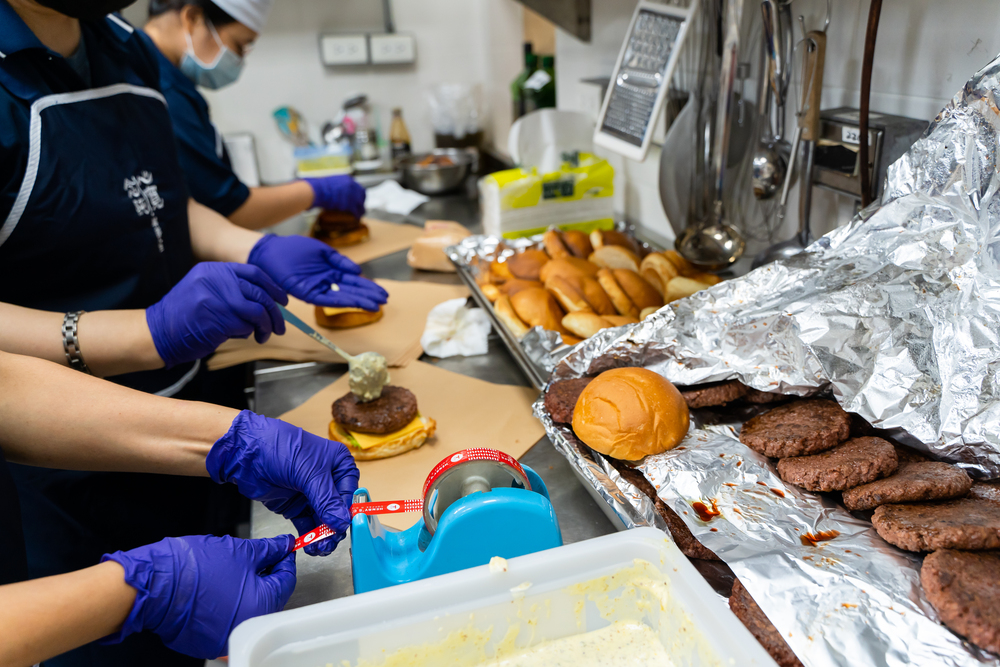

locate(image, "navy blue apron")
(0, 446), (28, 588)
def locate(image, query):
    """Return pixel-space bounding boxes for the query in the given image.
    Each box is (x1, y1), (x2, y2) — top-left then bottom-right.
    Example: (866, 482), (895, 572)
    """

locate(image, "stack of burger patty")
(313, 209), (369, 247)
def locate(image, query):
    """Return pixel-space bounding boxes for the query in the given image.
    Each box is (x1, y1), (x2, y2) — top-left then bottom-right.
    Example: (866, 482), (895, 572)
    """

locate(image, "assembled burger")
(330, 386), (436, 460)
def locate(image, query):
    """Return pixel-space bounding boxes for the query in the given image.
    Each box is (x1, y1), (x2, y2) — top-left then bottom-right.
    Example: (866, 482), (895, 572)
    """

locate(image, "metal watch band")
(61, 310), (92, 375)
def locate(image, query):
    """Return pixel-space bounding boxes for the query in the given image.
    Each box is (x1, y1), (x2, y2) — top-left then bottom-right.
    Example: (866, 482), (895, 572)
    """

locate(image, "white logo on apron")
(124, 171), (166, 253)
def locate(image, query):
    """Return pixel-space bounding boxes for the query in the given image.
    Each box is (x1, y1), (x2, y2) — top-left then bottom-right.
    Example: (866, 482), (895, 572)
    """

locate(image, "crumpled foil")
(554, 53), (1000, 480)
(536, 54), (1000, 666)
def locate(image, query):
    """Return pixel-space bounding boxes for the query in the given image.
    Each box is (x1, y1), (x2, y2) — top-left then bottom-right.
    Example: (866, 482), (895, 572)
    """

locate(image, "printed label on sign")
(842, 126), (870, 146)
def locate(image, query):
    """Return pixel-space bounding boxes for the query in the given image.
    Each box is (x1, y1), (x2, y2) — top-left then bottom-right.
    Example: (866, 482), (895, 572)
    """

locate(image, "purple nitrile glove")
(101, 534), (296, 660)
(247, 235), (388, 310)
(304, 174), (366, 219)
(207, 410), (360, 557)
(146, 262), (288, 368)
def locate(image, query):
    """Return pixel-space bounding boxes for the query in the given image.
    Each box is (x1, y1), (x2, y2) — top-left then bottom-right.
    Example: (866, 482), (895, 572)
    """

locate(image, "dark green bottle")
(511, 44), (537, 120)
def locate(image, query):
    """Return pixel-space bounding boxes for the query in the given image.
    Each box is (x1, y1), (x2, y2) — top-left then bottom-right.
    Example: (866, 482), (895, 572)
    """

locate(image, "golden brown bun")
(639, 307), (659, 320)
(332, 417), (437, 461)
(662, 250), (695, 276)
(507, 249), (550, 281)
(664, 277), (711, 303)
(510, 288), (569, 335)
(499, 278), (544, 297)
(539, 257), (601, 284)
(603, 314), (640, 327)
(612, 269), (663, 310)
(546, 275), (593, 314)
(596, 268), (639, 318)
(494, 295), (531, 338)
(490, 258), (514, 282)
(572, 368), (689, 461)
(589, 245), (641, 272)
(315, 306), (384, 329)
(689, 270), (722, 285)
(482, 284), (501, 302)
(563, 312), (611, 338)
(543, 230), (572, 260)
(590, 229), (641, 255)
(561, 230), (594, 258)
(575, 275), (616, 316)
(314, 222), (370, 248)
(563, 334), (584, 346)
(639, 253), (678, 297)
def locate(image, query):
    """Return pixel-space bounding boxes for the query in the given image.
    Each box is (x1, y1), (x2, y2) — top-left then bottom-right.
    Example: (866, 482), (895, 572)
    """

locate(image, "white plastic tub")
(229, 528), (776, 667)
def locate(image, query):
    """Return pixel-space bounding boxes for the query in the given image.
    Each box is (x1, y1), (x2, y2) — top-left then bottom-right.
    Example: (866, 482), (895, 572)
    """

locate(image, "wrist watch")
(62, 310), (91, 374)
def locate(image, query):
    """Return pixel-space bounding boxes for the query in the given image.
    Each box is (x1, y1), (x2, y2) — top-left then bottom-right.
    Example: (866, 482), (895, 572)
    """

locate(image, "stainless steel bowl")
(400, 149), (471, 195)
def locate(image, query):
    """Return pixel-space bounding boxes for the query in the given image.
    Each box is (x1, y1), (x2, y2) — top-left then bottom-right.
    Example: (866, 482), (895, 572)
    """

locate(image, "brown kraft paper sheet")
(278, 360), (545, 529)
(207, 279), (469, 370)
(327, 217), (426, 266)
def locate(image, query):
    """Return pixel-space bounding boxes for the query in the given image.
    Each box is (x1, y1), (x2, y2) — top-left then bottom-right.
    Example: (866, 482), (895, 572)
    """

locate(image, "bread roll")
(539, 257), (601, 284)
(640, 307), (659, 319)
(612, 269), (663, 310)
(578, 275), (616, 316)
(494, 295), (530, 337)
(640, 253), (678, 297)
(561, 230), (594, 258)
(482, 284), (500, 302)
(590, 229), (641, 255)
(665, 276), (711, 302)
(563, 334), (584, 346)
(572, 368), (689, 461)
(596, 268), (639, 318)
(500, 278), (545, 297)
(490, 258), (514, 282)
(688, 270), (722, 286)
(507, 249), (550, 281)
(510, 288), (570, 335)
(405, 220), (470, 272)
(543, 230), (572, 259)
(546, 275), (594, 314)
(315, 306), (384, 329)
(662, 250), (696, 276)
(589, 245), (641, 272)
(562, 312), (610, 338)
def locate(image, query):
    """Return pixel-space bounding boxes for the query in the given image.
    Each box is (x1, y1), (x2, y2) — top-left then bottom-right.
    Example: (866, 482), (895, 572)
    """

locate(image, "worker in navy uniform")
(142, 0), (367, 229)
(0, 349), (360, 665)
(0, 1), (386, 664)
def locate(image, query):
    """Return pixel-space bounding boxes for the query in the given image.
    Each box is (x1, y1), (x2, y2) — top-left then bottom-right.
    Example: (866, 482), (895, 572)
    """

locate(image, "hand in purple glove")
(207, 410), (360, 557)
(101, 534), (295, 660)
(304, 174), (366, 219)
(147, 263), (288, 368)
(248, 235), (388, 310)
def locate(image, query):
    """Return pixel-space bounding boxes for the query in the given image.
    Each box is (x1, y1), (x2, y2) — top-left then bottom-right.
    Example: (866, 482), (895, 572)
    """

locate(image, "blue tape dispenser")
(350, 448), (563, 594)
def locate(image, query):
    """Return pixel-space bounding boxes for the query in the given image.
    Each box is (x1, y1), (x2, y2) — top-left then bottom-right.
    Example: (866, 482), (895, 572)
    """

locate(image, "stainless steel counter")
(249, 193), (616, 610)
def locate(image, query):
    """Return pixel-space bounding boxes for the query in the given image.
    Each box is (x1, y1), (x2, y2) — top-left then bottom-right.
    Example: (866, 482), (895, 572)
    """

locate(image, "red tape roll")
(288, 448), (526, 553)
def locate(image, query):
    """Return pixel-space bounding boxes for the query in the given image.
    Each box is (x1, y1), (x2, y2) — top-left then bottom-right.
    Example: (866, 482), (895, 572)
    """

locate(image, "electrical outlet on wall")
(320, 35), (369, 66)
(369, 33), (415, 65)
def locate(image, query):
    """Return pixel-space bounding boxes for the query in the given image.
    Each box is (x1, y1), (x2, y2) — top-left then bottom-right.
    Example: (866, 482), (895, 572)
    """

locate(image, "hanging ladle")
(676, 0), (747, 272)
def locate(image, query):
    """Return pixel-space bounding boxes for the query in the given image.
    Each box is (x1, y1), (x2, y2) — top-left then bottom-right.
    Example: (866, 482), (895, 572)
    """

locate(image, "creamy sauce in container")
(473, 621), (673, 667)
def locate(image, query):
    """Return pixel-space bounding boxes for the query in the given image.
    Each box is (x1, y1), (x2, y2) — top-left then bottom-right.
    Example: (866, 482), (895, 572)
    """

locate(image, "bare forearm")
(187, 198), (261, 263)
(0, 303), (163, 377)
(0, 561), (136, 667)
(0, 351), (236, 476)
(228, 181), (315, 230)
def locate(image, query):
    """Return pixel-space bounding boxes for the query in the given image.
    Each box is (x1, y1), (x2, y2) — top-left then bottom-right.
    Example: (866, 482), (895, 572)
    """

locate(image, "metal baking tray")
(446, 229), (662, 392)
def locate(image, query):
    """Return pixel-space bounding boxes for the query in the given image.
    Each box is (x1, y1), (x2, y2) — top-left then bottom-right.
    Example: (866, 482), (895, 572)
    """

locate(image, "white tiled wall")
(556, 0), (1000, 245)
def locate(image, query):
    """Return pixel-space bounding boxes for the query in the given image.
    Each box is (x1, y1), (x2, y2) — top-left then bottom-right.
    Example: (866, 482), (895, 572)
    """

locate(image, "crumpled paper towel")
(365, 179), (430, 215)
(420, 298), (491, 358)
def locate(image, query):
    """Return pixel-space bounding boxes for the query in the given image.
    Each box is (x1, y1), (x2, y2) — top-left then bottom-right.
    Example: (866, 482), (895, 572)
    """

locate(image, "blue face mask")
(180, 22), (244, 90)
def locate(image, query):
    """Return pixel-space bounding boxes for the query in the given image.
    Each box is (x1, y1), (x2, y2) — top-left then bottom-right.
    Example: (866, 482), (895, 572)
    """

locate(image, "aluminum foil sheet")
(554, 54), (1000, 479)
(534, 55), (1000, 666)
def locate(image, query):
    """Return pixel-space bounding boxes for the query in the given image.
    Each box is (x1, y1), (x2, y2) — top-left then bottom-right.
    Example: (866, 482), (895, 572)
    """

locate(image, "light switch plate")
(369, 33), (415, 64)
(320, 34), (369, 66)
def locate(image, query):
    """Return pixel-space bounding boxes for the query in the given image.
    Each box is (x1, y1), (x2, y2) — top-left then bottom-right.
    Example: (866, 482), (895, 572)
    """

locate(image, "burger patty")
(872, 498), (1000, 551)
(921, 549), (1000, 655)
(842, 462), (972, 511)
(776, 436), (898, 493)
(741, 386), (788, 404)
(332, 385), (418, 435)
(544, 377), (593, 424)
(607, 458), (719, 561)
(316, 209), (361, 233)
(739, 399), (851, 458)
(680, 380), (748, 409)
(729, 579), (804, 667)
